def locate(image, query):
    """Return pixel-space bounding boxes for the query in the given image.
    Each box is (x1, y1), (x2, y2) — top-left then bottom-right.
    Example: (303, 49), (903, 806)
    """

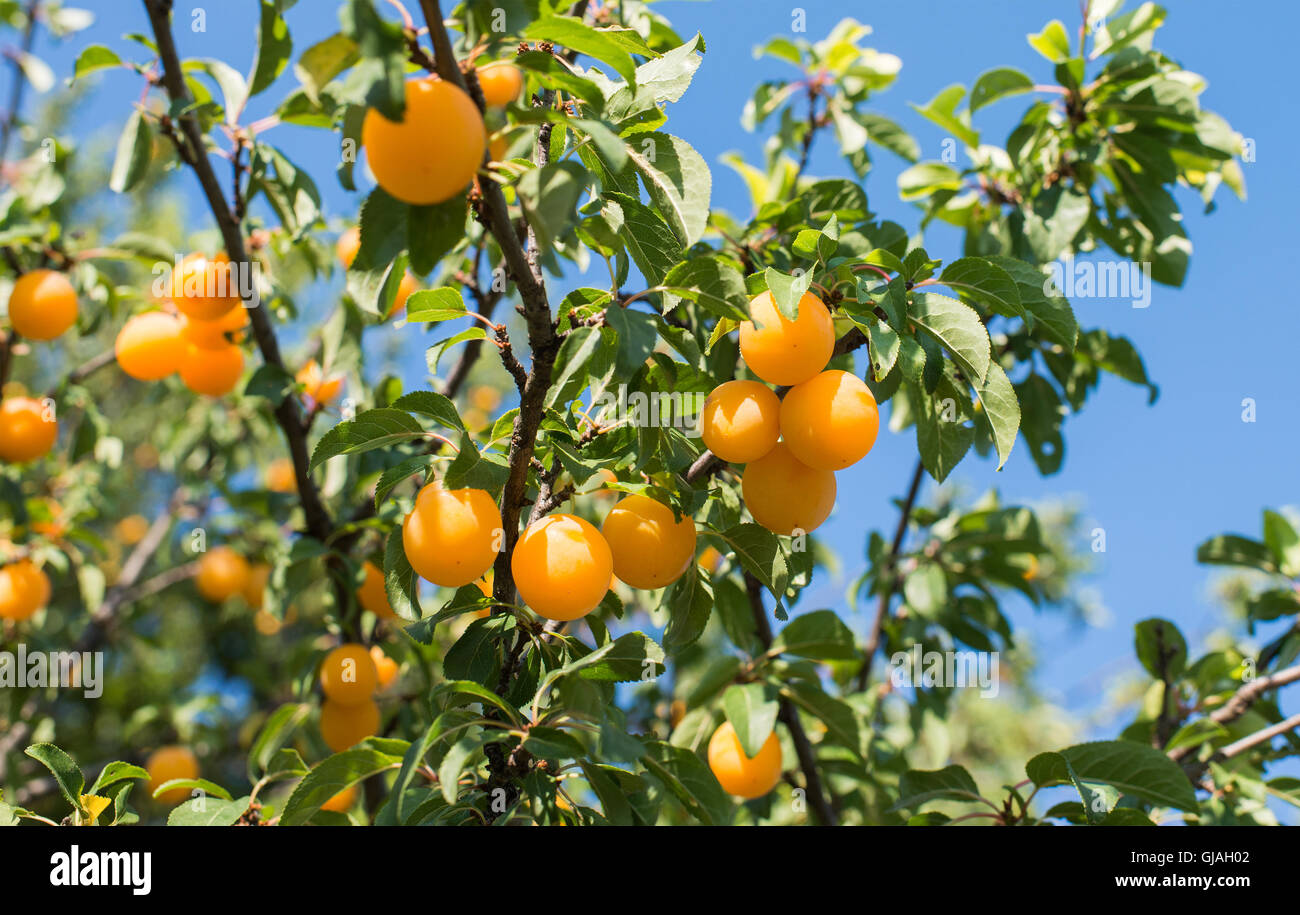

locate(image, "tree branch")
(744, 573), (838, 826)
(855, 457), (924, 691)
(141, 0), (334, 550)
(1168, 662), (1300, 764)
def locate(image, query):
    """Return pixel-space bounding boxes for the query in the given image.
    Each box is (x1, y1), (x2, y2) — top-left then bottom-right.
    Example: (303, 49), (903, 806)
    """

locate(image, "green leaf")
(771, 609), (857, 660)
(109, 109), (152, 194)
(713, 524), (789, 616)
(88, 761), (149, 795)
(938, 257), (1026, 324)
(524, 17), (654, 85)
(605, 193), (682, 286)
(407, 196), (468, 275)
(518, 160), (586, 250)
(985, 256), (1077, 350)
(1027, 20), (1071, 63)
(72, 45), (122, 81)
(1134, 618), (1187, 680)
(405, 287), (468, 324)
(663, 567), (712, 652)
(167, 795), (250, 826)
(625, 132), (711, 246)
(662, 256), (748, 320)
(24, 744), (86, 814)
(763, 267), (812, 322)
(897, 162), (963, 201)
(1263, 510), (1300, 578)
(909, 85), (978, 149)
(247, 702), (311, 781)
(310, 408), (426, 468)
(249, 0), (293, 96)
(890, 765), (984, 811)
(439, 731), (489, 804)
(152, 777), (232, 802)
(722, 683), (778, 758)
(908, 293), (991, 383)
(640, 740), (733, 825)
(1196, 534), (1277, 573)
(971, 362), (1020, 470)
(280, 745), (404, 825)
(970, 67), (1034, 112)
(779, 681), (863, 760)
(293, 32), (358, 104)
(523, 726), (587, 760)
(1026, 741), (1199, 813)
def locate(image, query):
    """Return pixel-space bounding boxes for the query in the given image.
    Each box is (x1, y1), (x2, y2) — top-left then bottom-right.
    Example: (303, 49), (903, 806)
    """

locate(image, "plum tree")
(0, 1), (1268, 834)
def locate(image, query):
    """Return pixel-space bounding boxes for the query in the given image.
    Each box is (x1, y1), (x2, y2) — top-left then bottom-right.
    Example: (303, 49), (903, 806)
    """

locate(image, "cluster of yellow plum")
(701, 290), (880, 536)
(400, 482), (696, 623)
(114, 253), (247, 397)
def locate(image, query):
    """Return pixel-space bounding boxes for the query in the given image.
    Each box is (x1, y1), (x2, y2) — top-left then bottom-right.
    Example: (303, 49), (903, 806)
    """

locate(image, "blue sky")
(21, 1), (1296, 751)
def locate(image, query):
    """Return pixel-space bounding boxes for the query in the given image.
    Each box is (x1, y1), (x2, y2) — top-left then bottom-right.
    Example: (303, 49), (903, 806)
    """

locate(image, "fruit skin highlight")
(741, 442), (836, 535)
(362, 78), (486, 205)
(195, 546), (250, 603)
(700, 380), (781, 464)
(402, 484), (500, 587)
(8, 269), (77, 340)
(115, 312), (185, 380)
(0, 560), (50, 620)
(145, 746), (199, 805)
(320, 698), (380, 752)
(319, 642), (379, 705)
(779, 369), (880, 471)
(0, 397), (57, 463)
(707, 721), (783, 799)
(738, 290), (834, 387)
(512, 513), (613, 621)
(601, 495), (697, 590)
(170, 252), (243, 320)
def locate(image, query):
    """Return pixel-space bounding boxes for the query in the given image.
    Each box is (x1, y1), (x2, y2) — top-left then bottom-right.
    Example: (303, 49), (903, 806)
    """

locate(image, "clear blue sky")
(22, 1), (1296, 742)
